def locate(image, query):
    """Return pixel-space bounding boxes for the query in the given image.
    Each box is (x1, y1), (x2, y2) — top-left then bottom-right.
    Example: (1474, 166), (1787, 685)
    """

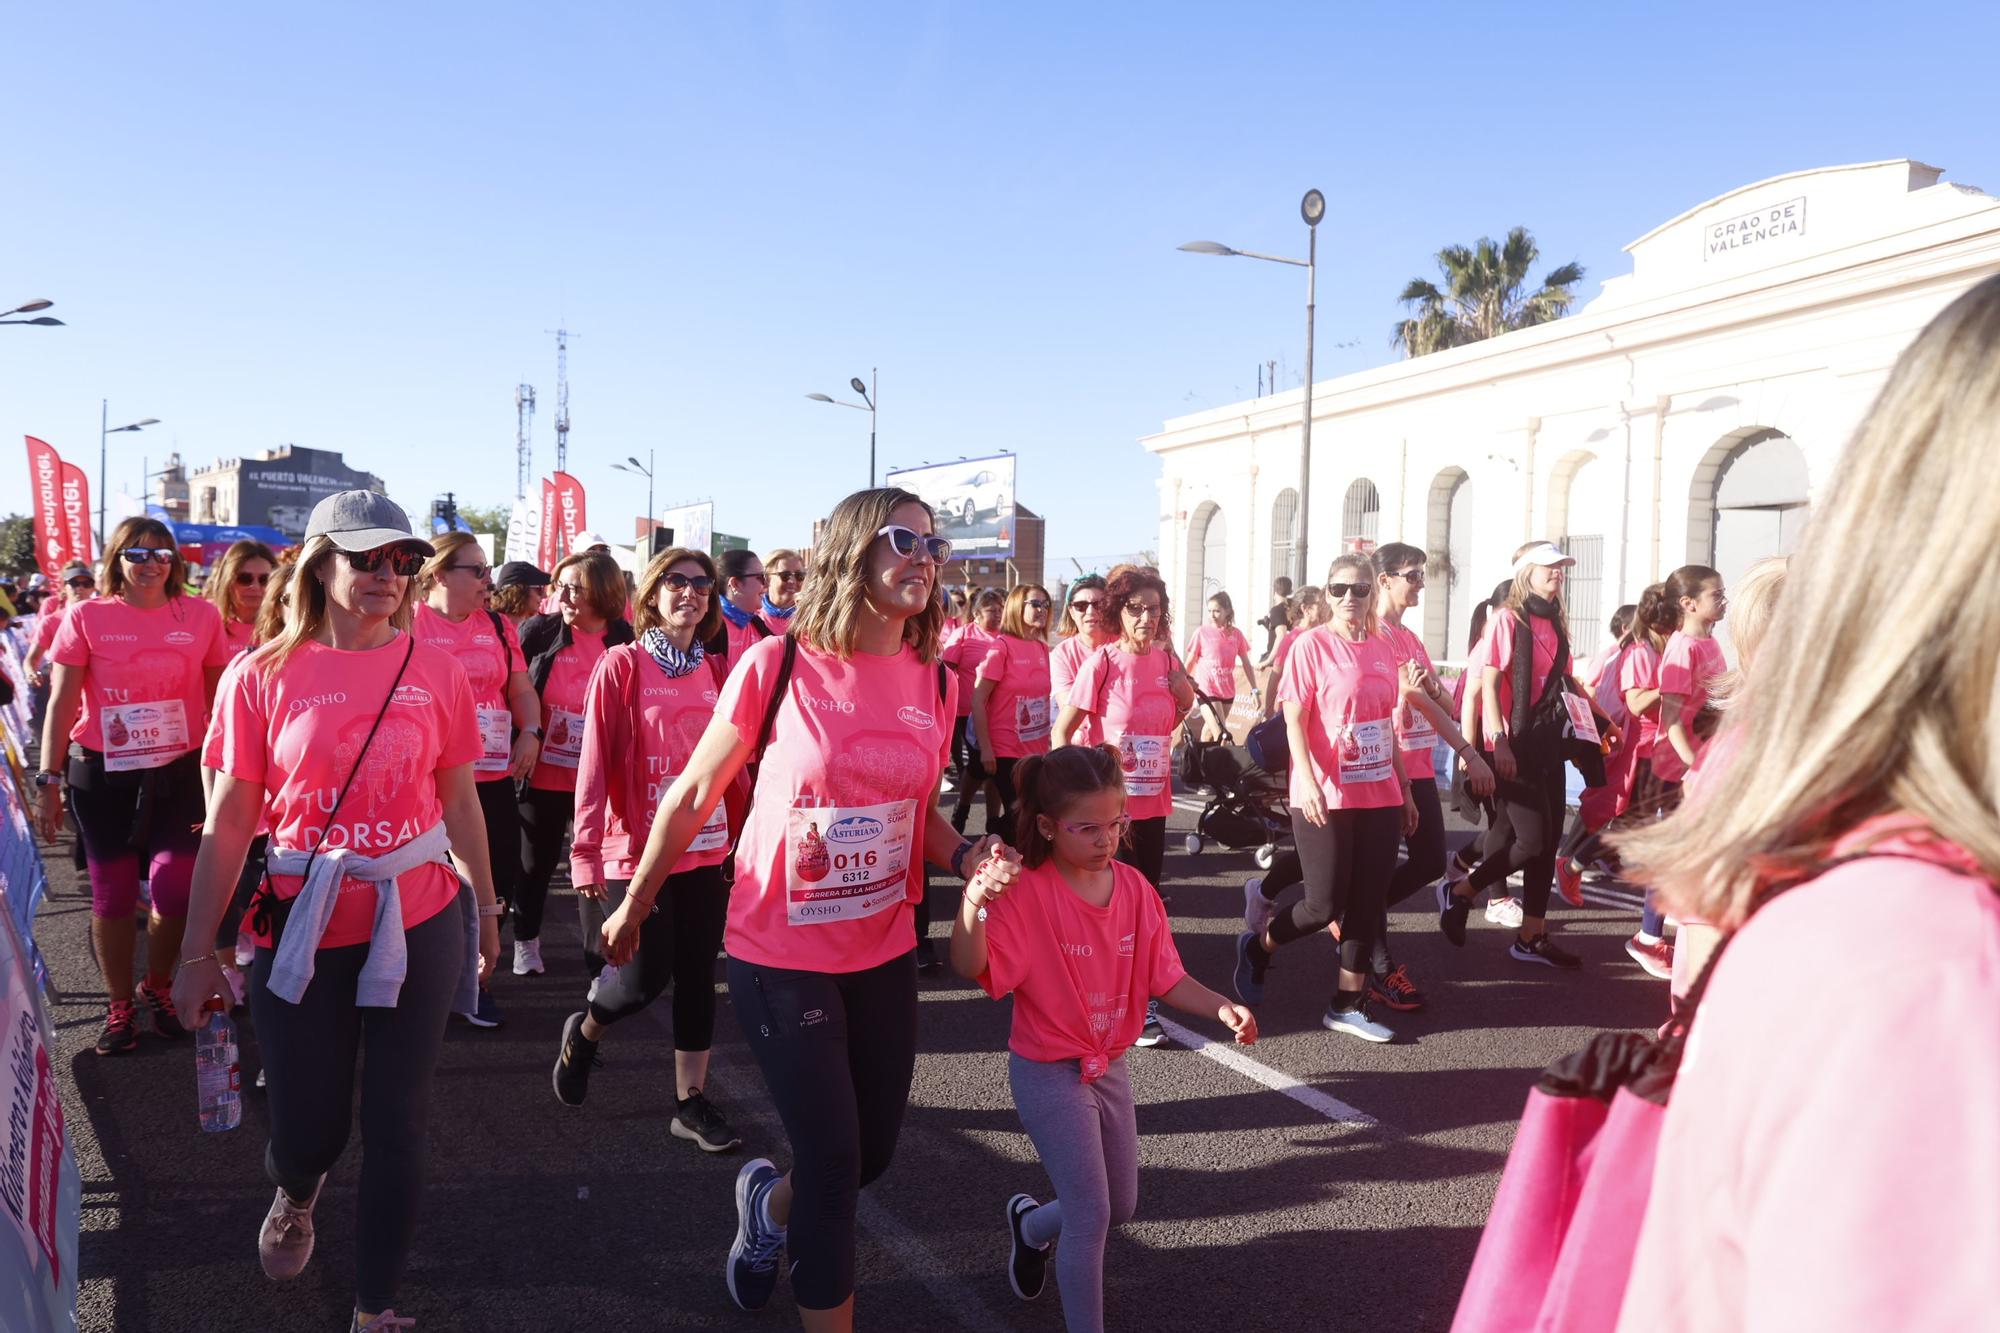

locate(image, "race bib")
(1337, 718), (1394, 786)
(541, 707), (584, 769)
(1116, 734), (1170, 797)
(786, 799), (916, 926)
(1397, 701), (1437, 752)
(476, 706), (513, 774)
(1015, 695), (1050, 743)
(1563, 693), (1601, 745)
(101, 698), (189, 772)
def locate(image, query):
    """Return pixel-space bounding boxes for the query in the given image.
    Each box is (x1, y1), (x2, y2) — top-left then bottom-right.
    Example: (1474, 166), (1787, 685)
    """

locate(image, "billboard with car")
(884, 453), (1017, 559)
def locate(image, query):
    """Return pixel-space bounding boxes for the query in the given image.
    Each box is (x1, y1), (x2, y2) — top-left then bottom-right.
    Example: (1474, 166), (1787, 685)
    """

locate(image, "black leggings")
(728, 948), (918, 1311)
(215, 833), (269, 949)
(1116, 814), (1168, 891)
(1467, 746), (1567, 920)
(586, 866), (728, 1050)
(475, 777), (521, 920)
(251, 900), (463, 1314)
(1267, 805), (1402, 977)
(514, 785), (573, 941)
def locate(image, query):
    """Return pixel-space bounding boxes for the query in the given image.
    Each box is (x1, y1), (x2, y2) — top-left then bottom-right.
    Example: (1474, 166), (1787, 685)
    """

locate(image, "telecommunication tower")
(514, 384), (536, 501)
(549, 327), (574, 473)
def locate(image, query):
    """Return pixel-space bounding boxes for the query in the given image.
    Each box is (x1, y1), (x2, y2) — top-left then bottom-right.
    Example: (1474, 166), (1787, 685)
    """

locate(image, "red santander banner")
(58, 462), (92, 567)
(22, 438), (68, 581)
(551, 471), (586, 562)
(537, 477), (557, 571)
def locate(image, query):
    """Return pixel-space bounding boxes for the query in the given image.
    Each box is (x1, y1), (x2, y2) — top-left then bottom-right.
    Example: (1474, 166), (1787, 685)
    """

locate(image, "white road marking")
(1151, 1013), (1378, 1127)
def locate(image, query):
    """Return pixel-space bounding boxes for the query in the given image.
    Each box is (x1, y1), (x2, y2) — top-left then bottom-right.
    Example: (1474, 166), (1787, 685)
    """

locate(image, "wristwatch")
(32, 771), (62, 789)
(523, 725), (543, 741)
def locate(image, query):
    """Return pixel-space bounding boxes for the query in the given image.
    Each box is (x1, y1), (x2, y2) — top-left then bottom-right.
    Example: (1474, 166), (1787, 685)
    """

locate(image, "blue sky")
(4, 1), (1996, 577)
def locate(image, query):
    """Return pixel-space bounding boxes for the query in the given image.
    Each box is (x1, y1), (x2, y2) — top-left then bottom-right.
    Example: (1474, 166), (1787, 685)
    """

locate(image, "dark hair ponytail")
(1013, 744), (1126, 868)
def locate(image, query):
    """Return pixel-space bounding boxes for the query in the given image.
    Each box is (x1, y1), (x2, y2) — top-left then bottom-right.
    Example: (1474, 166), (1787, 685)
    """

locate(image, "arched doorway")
(1424, 467), (1471, 659)
(1184, 500), (1227, 616)
(1341, 478), (1381, 554)
(1270, 488), (1301, 591)
(1688, 428), (1810, 588)
(1550, 450), (1615, 654)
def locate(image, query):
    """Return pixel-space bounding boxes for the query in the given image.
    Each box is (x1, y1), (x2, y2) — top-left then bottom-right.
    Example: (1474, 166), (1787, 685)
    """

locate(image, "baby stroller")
(1181, 742), (1290, 870)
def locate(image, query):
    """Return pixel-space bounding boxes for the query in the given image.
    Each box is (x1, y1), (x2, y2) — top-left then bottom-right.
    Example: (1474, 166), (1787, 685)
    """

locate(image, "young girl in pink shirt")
(968, 584), (1055, 836)
(1181, 591), (1255, 741)
(951, 744), (1254, 1333)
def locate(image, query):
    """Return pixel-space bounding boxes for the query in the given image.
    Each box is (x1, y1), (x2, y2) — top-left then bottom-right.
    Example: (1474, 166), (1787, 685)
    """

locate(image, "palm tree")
(1392, 227), (1585, 357)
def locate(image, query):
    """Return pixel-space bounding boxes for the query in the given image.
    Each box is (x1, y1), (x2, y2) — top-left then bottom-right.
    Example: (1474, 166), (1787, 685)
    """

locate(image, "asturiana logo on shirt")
(391, 685), (434, 707)
(897, 705), (935, 729)
(165, 630), (195, 646)
(826, 815), (883, 845)
(1119, 932), (1135, 957)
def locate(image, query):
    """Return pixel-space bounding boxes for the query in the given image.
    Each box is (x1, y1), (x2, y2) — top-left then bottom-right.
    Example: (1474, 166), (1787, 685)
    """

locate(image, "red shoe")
(1624, 934), (1674, 980)
(1368, 964), (1425, 1012)
(1555, 859), (1584, 908)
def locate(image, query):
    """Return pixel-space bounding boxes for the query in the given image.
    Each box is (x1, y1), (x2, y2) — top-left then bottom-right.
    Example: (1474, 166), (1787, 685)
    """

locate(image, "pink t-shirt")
(1652, 630), (1727, 784)
(1050, 633), (1110, 746)
(1276, 627), (1403, 810)
(975, 634), (1053, 760)
(979, 859), (1188, 1072)
(31, 600), (73, 655)
(1185, 624), (1252, 700)
(50, 595), (231, 764)
(222, 618), (257, 659)
(1067, 643), (1182, 821)
(723, 614), (775, 665)
(1377, 619), (1438, 781)
(1621, 828), (2000, 1332)
(210, 637), (482, 948)
(413, 602), (523, 783)
(570, 643), (728, 886)
(1474, 607), (1562, 745)
(717, 635), (956, 974)
(527, 628), (607, 793)
(942, 623), (998, 720)
(1619, 641), (1663, 759)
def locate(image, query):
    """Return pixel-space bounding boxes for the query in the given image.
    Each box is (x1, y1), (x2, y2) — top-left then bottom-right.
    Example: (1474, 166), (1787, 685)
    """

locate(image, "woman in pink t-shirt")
(716, 547), (777, 661)
(170, 491), (500, 1330)
(1048, 575), (1113, 745)
(951, 745), (1254, 1332)
(37, 517), (232, 1056)
(414, 531), (537, 1028)
(1181, 592), (1256, 741)
(968, 584), (1055, 837)
(513, 550), (633, 979)
(944, 586), (1005, 831)
(1258, 585), (1326, 716)
(1235, 552), (1417, 1044)
(551, 546), (742, 1153)
(597, 488), (1016, 1325)
(206, 538), (277, 661)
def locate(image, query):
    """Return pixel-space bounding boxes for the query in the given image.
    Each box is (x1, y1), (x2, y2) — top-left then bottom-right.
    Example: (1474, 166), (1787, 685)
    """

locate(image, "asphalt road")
(40, 788), (1662, 1333)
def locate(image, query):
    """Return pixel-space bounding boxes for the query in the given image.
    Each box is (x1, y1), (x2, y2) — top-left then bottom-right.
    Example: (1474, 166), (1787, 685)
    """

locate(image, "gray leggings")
(1010, 1052), (1139, 1333)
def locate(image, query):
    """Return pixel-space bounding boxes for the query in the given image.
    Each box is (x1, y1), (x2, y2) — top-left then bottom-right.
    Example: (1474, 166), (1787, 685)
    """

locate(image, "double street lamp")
(610, 453), (655, 553)
(806, 369), (878, 487)
(100, 403), (159, 544)
(1180, 188), (1326, 583)
(2, 298), (62, 328)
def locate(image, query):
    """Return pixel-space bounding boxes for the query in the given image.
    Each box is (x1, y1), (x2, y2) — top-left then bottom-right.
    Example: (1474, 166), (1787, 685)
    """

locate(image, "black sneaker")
(136, 979), (186, 1040)
(1133, 999), (1167, 1048)
(1004, 1193), (1051, 1301)
(551, 1011), (599, 1107)
(1510, 933), (1582, 969)
(1436, 878), (1471, 947)
(672, 1089), (743, 1153)
(95, 1000), (139, 1056)
(915, 939), (943, 976)
(463, 987), (505, 1029)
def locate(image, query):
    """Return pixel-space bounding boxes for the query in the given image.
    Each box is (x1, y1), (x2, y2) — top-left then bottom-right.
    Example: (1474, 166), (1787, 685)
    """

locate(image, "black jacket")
(517, 611), (635, 697)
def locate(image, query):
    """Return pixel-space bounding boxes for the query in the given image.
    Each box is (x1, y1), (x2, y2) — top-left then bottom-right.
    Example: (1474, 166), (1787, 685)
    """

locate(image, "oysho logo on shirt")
(165, 630), (195, 646)
(897, 705), (935, 730)
(98, 634), (139, 643)
(288, 691), (350, 714)
(796, 687), (856, 715)
(391, 685), (434, 707)
(1058, 940), (1094, 958)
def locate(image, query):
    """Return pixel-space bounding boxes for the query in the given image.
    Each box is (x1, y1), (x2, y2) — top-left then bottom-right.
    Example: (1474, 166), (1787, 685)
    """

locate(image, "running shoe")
(1368, 964), (1425, 1012)
(1242, 876), (1277, 935)
(259, 1175), (324, 1280)
(234, 931), (256, 968)
(1004, 1193), (1051, 1301)
(1436, 879), (1471, 947)
(463, 988), (505, 1029)
(512, 938), (545, 976)
(1232, 931), (1267, 1006)
(1555, 859), (1585, 907)
(1321, 999), (1394, 1043)
(351, 1311), (415, 1331)
(726, 1159), (788, 1312)
(1624, 934), (1675, 980)
(95, 1000), (138, 1056)
(136, 979), (185, 1040)
(1134, 1000), (1167, 1048)
(552, 1011), (599, 1108)
(1484, 896), (1525, 929)
(672, 1090), (744, 1154)
(255, 1067), (266, 1090)
(1510, 934), (1582, 969)
(915, 939), (943, 976)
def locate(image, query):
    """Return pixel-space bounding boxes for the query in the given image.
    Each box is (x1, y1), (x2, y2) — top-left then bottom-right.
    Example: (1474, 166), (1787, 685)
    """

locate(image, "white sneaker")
(1242, 877), (1278, 935)
(513, 939), (545, 976)
(234, 930), (256, 968)
(1484, 896), (1525, 929)
(1322, 1001), (1394, 1044)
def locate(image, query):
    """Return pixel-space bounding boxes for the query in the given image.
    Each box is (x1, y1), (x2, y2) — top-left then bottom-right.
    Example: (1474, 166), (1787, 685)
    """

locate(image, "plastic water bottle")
(196, 1000), (242, 1133)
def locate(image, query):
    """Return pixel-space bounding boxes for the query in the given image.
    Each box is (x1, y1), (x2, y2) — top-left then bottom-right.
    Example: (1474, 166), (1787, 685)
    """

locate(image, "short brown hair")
(100, 517), (188, 599)
(634, 546), (723, 642)
(551, 550), (627, 623)
(789, 488), (946, 663)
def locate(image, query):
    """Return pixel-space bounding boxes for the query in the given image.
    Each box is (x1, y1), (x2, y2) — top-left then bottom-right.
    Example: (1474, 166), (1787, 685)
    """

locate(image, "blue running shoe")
(1233, 931), (1267, 1006)
(727, 1158), (787, 1312)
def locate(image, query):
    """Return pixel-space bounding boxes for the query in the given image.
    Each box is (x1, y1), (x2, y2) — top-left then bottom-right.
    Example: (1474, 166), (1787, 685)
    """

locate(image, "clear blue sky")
(5, 1), (1996, 577)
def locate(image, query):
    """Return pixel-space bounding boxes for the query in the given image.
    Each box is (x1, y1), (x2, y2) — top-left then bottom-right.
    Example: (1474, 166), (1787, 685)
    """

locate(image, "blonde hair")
(763, 547), (804, 569)
(259, 535), (418, 671)
(1503, 544), (1572, 645)
(417, 531), (483, 596)
(207, 539), (278, 626)
(633, 546), (723, 642)
(789, 488), (945, 663)
(999, 584), (1051, 641)
(551, 550), (627, 624)
(100, 517), (188, 599)
(1618, 275), (2000, 926)
(1708, 556), (1789, 711)
(1325, 553), (1380, 638)
(251, 562), (296, 646)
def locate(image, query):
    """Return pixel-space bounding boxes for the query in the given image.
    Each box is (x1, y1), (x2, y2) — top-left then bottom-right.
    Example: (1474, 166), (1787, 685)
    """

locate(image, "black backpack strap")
(752, 635), (798, 764)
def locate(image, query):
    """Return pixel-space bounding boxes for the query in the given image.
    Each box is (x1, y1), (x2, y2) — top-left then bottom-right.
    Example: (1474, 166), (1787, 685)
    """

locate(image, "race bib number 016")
(1117, 734), (1170, 797)
(1015, 695), (1050, 743)
(476, 707), (512, 774)
(786, 799), (916, 926)
(1337, 718), (1394, 786)
(102, 698), (189, 772)
(541, 707), (584, 769)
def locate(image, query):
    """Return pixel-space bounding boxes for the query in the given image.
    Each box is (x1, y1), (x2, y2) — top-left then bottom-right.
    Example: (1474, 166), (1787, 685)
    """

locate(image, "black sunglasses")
(119, 547), (175, 565)
(1387, 568), (1424, 585)
(66, 577), (95, 589)
(1025, 598), (1050, 610)
(234, 571), (271, 587)
(1326, 582), (1371, 600)
(662, 572), (715, 593)
(343, 546), (425, 577)
(771, 570), (804, 584)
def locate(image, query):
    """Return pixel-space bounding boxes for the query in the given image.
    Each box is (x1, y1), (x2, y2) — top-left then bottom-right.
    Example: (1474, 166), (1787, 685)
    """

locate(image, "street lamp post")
(99, 402), (159, 547)
(611, 452), (656, 554)
(1179, 188), (1325, 582)
(1, 298), (63, 327)
(806, 368), (878, 487)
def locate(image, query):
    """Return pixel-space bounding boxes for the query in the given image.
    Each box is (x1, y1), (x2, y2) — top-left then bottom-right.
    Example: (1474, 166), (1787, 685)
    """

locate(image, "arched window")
(1424, 468), (1471, 659)
(1341, 478), (1381, 552)
(1270, 488), (1301, 589)
(1184, 501), (1227, 617)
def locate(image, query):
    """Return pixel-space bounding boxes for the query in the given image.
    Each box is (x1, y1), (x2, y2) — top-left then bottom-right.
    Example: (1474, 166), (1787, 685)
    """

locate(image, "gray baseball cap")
(305, 490), (434, 555)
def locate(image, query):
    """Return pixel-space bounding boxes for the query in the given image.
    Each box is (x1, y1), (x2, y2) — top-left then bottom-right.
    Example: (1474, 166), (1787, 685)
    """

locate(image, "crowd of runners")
(11, 275), (2000, 1332)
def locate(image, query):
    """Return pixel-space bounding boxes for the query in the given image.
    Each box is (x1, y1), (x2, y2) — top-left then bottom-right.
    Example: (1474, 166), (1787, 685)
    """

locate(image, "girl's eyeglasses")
(119, 547), (175, 565)
(342, 546), (425, 577)
(662, 573), (716, 593)
(234, 571), (271, 587)
(876, 525), (952, 564)
(1058, 815), (1132, 842)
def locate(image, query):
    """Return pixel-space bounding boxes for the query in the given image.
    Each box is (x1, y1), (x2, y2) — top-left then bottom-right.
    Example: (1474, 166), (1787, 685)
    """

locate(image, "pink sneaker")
(259, 1175), (324, 1280)
(1555, 859), (1585, 907)
(1624, 935), (1674, 980)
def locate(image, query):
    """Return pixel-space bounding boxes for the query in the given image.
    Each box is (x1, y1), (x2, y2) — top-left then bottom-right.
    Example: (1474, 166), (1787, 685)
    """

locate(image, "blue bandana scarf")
(718, 598), (756, 631)
(760, 594), (795, 622)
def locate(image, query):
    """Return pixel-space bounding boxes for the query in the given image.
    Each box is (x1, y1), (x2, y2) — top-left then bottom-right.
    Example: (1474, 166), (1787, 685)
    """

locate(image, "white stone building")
(1143, 160), (2000, 662)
